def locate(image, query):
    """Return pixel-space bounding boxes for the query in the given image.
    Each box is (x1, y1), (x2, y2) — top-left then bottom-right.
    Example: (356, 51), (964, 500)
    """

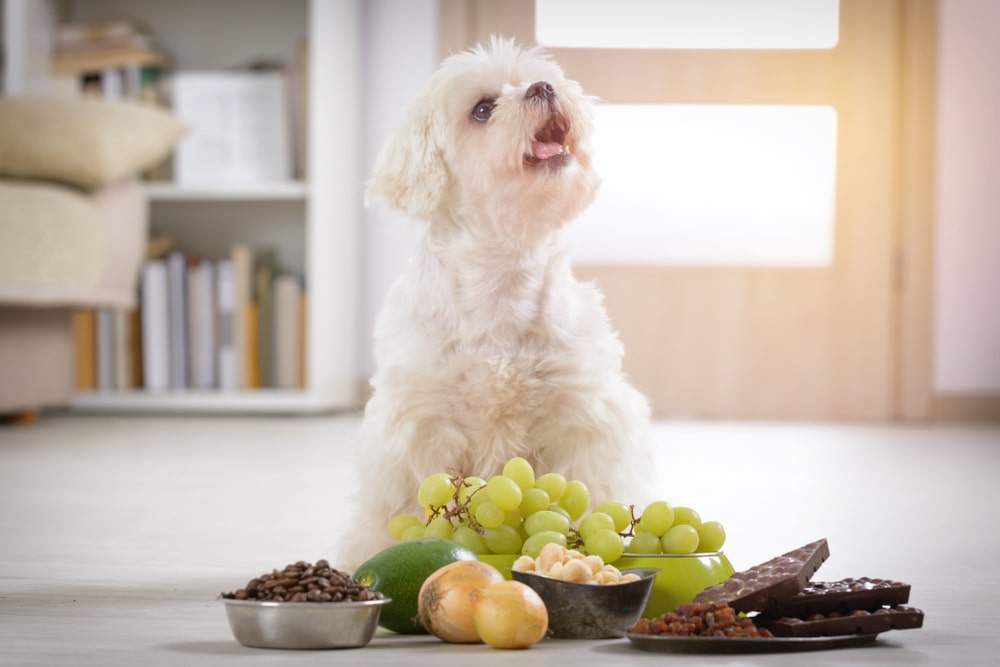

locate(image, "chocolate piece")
(693, 538), (830, 613)
(760, 605), (924, 637)
(771, 577), (911, 617)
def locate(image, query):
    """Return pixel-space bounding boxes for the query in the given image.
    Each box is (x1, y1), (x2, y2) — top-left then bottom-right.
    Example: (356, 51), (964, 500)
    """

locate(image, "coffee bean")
(221, 559), (386, 604)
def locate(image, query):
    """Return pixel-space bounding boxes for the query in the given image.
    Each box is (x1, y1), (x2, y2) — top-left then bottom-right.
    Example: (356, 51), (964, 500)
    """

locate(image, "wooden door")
(441, 0), (934, 420)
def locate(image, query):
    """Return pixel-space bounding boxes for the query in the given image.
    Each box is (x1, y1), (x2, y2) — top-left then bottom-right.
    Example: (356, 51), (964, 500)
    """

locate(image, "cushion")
(0, 97), (186, 190)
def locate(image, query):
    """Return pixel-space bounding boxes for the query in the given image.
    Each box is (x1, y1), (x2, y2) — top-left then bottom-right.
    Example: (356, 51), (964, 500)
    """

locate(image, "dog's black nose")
(525, 81), (555, 102)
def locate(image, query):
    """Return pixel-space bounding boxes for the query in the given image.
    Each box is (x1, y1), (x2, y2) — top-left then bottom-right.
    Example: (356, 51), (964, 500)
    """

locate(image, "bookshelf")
(1, 0), (361, 414)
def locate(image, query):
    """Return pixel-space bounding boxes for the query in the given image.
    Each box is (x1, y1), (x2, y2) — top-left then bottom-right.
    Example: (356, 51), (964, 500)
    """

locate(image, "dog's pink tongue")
(532, 141), (563, 160)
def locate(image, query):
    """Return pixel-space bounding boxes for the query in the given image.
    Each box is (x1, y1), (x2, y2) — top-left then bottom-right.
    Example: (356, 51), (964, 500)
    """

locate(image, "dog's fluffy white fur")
(339, 37), (652, 569)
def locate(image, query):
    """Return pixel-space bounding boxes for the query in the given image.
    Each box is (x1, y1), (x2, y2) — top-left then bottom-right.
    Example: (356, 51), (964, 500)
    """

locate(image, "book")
(273, 273), (302, 389)
(215, 259), (237, 391)
(254, 263), (278, 387)
(230, 244), (252, 389)
(50, 47), (167, 76)
(73, 309), (97, 390)
(187, 260), (217, 389)
(166, 251), (188, 390)
(171, 70), (293, 185)
(113, 308), (131, 390)
(140, 259), (170, 391)
(96, 308), (114, 392)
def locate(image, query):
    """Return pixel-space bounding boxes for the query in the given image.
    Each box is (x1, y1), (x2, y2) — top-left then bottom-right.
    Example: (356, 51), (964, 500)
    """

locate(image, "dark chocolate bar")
(693, 538), (830, 613)
(760, 605), (924, 637)
(771, 577), (911, 617)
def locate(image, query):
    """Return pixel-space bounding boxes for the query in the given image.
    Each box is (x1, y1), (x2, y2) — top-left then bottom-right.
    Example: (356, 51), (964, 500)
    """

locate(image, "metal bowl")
(511, 567), (659, 639)
(221, 597), (390, 649)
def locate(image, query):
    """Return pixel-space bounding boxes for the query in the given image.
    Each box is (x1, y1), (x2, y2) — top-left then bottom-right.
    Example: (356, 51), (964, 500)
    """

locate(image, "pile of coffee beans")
(221, 559), (385, 603)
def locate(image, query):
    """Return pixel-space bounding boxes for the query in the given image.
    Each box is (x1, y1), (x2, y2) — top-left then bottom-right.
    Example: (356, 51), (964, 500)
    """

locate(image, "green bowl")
(477, 553), (519, 579)
(612, 552), (735, 619)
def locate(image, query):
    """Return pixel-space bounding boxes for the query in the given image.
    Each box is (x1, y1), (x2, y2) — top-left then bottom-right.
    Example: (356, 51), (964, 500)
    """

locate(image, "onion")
(471, 580), (549, 649)
(417, 560), (505, 643)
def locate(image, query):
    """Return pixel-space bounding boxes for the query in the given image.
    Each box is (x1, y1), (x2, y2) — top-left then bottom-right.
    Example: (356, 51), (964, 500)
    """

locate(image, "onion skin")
(417, 560), (505, 643)
(472, 580), (549, 649)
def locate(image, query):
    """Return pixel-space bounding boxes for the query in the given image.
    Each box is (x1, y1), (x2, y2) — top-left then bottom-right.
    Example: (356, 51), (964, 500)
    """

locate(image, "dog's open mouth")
(525, 112), (571, 166)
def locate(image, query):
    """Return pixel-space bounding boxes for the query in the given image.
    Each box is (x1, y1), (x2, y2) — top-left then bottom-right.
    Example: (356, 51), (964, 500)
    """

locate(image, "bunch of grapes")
(386, 456), (726, 565)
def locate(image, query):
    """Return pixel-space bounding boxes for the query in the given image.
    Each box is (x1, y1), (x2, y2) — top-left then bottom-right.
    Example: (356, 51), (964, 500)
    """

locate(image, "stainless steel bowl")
(221, 598), (390, 649)
(511, 567), (660, 639)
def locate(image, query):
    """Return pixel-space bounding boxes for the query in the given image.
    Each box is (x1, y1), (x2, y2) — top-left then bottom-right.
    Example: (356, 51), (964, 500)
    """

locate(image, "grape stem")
(425, 469), (487, 534)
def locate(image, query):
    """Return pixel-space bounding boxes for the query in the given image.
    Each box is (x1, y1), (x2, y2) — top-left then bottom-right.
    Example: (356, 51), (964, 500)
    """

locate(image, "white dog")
(339, 37), (652, 569)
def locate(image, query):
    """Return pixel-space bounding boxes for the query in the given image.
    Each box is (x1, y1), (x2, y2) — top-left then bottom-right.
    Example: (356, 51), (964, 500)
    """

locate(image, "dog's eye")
(472, 99), (495, 122)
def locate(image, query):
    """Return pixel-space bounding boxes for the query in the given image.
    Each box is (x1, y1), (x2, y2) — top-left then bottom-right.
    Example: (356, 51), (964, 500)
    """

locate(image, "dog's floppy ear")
(365, 94), (448, 220)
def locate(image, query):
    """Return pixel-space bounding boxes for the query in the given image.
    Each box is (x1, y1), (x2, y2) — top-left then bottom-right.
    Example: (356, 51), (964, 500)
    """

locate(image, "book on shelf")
(140, 259), (170, 392)
(273, 273), (303, 389)
(73, 309), (97, 391)
(216, 259), (238, 391)
(187, 260), (217, 389)
(73, 244), (308, 398)
(166, 251), (189, 390)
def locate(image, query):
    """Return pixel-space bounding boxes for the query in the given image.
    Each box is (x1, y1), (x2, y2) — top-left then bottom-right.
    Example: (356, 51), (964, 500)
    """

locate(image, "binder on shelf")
(141, 259), (170, 391)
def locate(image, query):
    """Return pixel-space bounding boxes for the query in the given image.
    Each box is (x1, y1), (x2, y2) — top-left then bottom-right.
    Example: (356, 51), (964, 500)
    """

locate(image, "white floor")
(1, 413), (998, 666)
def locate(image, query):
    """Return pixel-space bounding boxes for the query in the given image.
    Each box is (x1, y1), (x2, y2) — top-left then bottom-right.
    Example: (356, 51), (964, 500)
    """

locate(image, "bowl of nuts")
(510, 544), (660, 639)
(220, 559), (389, 649)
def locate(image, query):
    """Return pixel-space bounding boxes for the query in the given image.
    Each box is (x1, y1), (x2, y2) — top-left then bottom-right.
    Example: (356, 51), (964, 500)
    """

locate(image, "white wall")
(360, 0), (438, 379)
(358, 2), (1000, 396)
(934, 0), (1000, 394)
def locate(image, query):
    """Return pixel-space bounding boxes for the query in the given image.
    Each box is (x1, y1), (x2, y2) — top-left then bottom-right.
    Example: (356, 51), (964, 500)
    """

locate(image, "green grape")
(546, 504), (571, 521)
(469, 486), (490, 512)
(661, 524), (700, 554)
(418, 472), (455, 509)
(458, 475), (486, 503)
(387, 513), (423, 540)
(400, 524), (426, 541)
(483, 525), (524, 554)
(577, 511), (616, 539)
(639, 500), (675, 536)
(558, 480), (590, 521)
(486, 475), (523, 511)
(474, 500), (505, 528)
(503, 508), (523, 529)
(697, 520), (726, 552)
(502, 456), (535, 490)
(424, 516), (453, 540)
(521, 530), (568, 558)
(523, 509), (570, 536)
(520, 488), (550, 517)
(594, 501), (632, 532)
(672, 506), (702, 529)
(626, 531), (662, 554)
(535, 472), (567, 503)
(452, 526), (488, 554)
(584, 528), (625, 563)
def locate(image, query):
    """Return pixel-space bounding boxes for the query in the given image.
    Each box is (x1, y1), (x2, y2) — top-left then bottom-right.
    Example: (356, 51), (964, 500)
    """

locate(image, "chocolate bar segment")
(760, 605), (924, 637)
(694, 538), (830, 613)
(771, 577), (911, 617)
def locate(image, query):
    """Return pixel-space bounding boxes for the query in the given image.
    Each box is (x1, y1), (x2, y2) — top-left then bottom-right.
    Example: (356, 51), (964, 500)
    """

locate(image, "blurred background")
(1, 0), (996, 423)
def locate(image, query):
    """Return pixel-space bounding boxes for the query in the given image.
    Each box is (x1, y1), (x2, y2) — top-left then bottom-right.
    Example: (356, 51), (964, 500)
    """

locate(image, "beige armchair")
(0, 97), (184, 418)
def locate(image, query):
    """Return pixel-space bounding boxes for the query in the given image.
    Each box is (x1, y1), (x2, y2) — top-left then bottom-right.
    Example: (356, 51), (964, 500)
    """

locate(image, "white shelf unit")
(2, 0), (362, 414)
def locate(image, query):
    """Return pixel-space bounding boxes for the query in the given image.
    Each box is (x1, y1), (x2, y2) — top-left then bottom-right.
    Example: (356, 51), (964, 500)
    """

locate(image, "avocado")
(352, 538), (478, 633)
